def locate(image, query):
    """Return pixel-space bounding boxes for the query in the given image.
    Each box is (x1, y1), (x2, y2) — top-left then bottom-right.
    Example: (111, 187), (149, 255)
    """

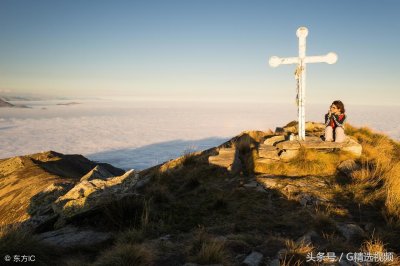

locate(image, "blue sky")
(0, 0), (399, 105)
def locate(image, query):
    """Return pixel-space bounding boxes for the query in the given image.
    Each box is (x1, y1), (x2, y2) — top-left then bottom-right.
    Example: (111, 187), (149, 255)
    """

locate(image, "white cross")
(269, 27), (338, 141)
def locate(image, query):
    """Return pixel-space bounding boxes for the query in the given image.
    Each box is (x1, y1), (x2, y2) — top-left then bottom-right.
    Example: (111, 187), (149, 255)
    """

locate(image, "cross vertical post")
(269, 26), (338, 141)
(297, 27), (307, 140)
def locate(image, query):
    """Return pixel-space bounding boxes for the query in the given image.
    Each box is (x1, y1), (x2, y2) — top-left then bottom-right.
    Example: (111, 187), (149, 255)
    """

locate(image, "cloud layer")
(1, 100), (399, 170)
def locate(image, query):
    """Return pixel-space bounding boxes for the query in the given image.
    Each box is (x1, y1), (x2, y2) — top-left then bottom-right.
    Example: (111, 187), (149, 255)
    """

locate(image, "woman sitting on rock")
(324, 100), (347, 142)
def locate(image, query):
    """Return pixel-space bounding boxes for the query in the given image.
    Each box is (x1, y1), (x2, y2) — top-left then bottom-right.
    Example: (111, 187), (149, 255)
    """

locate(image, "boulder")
(337, 223), (365, 241)
(37, 226), (112, 248)
(296, 230), (318, 246)
(243, 251), (263, 266)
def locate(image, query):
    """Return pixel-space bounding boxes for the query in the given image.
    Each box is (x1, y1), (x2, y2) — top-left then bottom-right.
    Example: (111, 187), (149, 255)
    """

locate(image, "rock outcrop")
(37, 226), (112, 249)
(80, 165), (115, 181)
(0, 151), (124, 227)
(53, 170), (139, 223)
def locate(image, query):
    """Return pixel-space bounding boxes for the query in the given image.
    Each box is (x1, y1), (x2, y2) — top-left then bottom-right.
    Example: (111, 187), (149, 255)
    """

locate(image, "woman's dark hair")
(332, 100), (345, 113)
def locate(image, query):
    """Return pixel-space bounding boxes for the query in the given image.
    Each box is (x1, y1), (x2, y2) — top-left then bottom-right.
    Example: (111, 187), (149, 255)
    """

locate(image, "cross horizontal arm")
(304, 52), (338, 64)
(269, 56), (299, 67)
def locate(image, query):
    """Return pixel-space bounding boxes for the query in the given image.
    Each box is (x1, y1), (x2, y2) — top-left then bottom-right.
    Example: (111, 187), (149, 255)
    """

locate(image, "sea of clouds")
(1, 99), (399, 170)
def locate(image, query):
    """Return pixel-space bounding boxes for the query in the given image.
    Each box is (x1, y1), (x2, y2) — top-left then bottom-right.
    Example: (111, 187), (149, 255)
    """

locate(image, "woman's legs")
(325, 126), (333, 141)
(335, 127), (346, 143)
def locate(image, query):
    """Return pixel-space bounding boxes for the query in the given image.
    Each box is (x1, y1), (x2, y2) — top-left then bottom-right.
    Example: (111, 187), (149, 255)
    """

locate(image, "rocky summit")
(1, 122), (400, 266)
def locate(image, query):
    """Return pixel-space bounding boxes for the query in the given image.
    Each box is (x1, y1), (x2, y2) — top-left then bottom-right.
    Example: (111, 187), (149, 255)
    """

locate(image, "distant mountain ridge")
(0, 97), (29, 108)
(0, 98), (14, 107)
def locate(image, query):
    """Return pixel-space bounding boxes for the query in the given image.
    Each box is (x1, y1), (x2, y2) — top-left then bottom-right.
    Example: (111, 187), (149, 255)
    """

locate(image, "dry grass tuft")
(182, 149), (198, 166)
(384, 162), (400, 218)
(280, 254), (303, 266)
(279, 239), (314, 266)
(195, 239), (227, 265)
(188, 227), (229, 265)
(361, 236), (400, 265)
(93, 243), (154, 266)
(361, 237), (386, 254)
(313, 208), (337, 234)
(285, 239), (314, 255)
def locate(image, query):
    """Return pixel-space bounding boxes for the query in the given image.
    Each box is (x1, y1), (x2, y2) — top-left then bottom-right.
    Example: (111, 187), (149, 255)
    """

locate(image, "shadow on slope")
(86, 137), (229, 170)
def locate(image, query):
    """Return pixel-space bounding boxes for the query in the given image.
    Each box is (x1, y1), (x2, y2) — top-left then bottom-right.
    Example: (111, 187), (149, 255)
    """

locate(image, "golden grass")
(278, 239), (314, 266)
(384, 162), (400, 218)
(285, 239), (314, 255)
(361, 237), (400, 266)
(362, 237), (386, 253)
(344, 124), (400, 221)
(258, 148), (353, 176)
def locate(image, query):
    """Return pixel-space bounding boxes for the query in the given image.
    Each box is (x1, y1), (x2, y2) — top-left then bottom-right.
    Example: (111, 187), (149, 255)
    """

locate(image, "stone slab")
(263, 135), (285, 146)
(276, 141), (301, 150)
(258, 144), (280, 160)
(208, 147), (241, 172)
(275, 137), (362, 157)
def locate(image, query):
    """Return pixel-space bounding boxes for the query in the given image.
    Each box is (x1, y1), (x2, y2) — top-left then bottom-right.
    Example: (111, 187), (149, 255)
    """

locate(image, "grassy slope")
(1, 124), (400, 265)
